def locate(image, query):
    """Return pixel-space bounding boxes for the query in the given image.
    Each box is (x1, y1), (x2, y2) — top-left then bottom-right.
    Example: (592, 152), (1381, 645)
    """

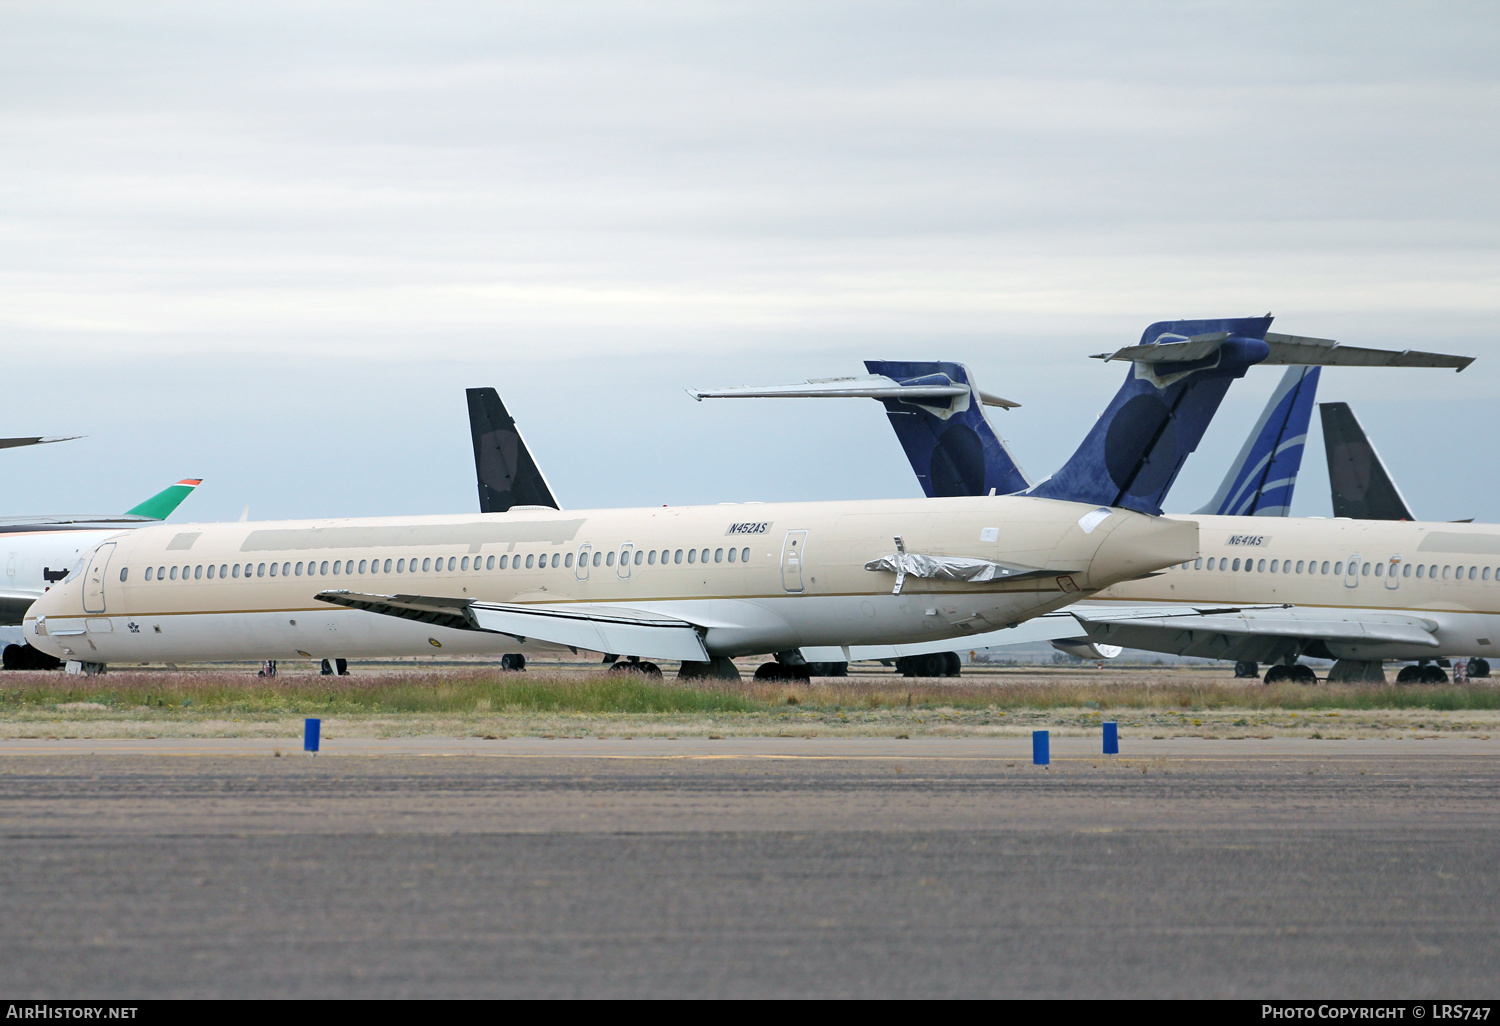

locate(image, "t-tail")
(859, 361), (1030, 497)
(1030, 317), (1277, 515)
(1320, 401), (1416, 520)
(1194, 365), (1320, 517)
(687, 361), (1030, 498)
(467, 387), (560, 513)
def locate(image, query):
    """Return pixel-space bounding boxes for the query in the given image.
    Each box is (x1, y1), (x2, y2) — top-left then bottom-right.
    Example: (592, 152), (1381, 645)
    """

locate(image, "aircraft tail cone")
(1089, 512), (1198, 586)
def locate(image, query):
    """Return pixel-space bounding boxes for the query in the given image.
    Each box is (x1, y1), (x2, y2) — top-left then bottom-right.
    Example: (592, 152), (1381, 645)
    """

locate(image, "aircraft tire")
(320, 659), (334, 676)
(1233, 660), (1260, 679)
(1396, 664), (1423, 684)
(1263, 664), (1292, 684)
(335, 658), (349, 676)
(2, 644), (62, 671)
(1469, 658), (1491, 678)
(942, 651), (962, 677)
(754, 661), (792, 682)
(1419, 665), (1448, 684)
(500, 653), (526, 672)
(1290, 664), (1318, 684)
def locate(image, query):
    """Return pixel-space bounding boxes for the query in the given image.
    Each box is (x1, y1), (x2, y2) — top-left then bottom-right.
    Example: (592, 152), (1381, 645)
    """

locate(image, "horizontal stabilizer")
(317, 591), (710, 662)
(1261, 335), (1474, 371)
(0, 435), (83, 451)
(688, 375), (1019, 408)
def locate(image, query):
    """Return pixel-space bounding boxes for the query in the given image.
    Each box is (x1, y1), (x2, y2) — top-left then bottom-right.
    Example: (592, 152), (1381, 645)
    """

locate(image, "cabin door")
(575, 543), (593, 582)
(780, 531), (808, 593)
(1386, 556), (1402, 590)
(1344, 553), (1361, 589)
(82, 542), (115, 614)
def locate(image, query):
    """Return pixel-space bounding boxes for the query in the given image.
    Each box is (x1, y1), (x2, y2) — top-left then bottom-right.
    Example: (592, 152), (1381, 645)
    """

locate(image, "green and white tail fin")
(124, 478), (202, 520)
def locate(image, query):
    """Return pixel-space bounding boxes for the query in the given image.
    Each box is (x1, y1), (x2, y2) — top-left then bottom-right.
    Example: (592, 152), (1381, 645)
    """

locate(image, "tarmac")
(1, 736), (1497, 997)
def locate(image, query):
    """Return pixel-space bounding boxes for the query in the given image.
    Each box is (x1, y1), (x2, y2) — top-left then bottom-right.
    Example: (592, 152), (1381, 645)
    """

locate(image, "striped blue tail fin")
(1195, 365), (1319, 517)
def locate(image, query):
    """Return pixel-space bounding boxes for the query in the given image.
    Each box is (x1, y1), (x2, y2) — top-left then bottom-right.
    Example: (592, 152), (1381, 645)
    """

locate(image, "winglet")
(124, 479), (202, 520)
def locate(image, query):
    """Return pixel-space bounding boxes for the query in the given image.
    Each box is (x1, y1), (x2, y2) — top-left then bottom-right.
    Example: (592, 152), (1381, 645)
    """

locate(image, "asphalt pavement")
(1, 736), (1496, 997)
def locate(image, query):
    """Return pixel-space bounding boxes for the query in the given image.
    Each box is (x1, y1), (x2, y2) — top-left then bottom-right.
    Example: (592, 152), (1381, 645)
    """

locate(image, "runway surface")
(1, 736), (1497, 997)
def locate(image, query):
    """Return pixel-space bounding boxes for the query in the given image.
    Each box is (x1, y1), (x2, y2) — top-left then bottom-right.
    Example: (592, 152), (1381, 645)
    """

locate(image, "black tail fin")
(1319, 401), (1415, 520)
(466, 388), (560, 513)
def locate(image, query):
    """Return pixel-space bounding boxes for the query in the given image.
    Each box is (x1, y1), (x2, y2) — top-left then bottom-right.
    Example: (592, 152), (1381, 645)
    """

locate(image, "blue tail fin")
(861, 361), (1031, 497)
(1194, 365), (1319, 517)
(1029, 317), (1274, 515)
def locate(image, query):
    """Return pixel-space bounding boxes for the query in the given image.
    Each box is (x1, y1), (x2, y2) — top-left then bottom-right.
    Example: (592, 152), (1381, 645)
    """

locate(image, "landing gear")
(500, 653), (526, 671)
(678, 657), (741, 681)
(754, 661), (810, 682)
(803, 661), (849, 677)
(1264, 663), (1317, 684)
(320, 658), (350, 676)
(1327, 659), (1387, 684)
(1469, 658), (1491, 678)
(2, 643), (62, 671)
(895, 652), (961, 678)
(1233, 660), (1260, 679)
(608, 658), (662, 678)
(1397, 663), (1448, 684)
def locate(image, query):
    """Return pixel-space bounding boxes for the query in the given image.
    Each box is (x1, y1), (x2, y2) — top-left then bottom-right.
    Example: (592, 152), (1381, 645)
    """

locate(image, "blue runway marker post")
(1103, 721), (1119, 755)
(304, 717), (321, 755)
(1032, 729), (1049, 766)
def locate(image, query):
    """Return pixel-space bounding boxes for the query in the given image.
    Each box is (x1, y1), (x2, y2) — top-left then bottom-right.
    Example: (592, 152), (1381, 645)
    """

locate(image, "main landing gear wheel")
(802, 662), (849, 678)
(1396, 664), (1422, 684)
(500, 653), (526, 671)
(895, 653), (956, 678)
(1420, 664), (1449, 684)
(1264, 663), (1318, 685)
(1233, 661), (1260, 679)
(754, 662), (809, 682)
(2, 644), (62, 671)
(1469, 658), (1491, 678)
(609, 660), (662, 678)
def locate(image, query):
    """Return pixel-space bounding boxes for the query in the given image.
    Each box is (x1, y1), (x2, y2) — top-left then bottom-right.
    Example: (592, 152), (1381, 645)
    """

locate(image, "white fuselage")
(24, 496), (1195, 666)
(1095, 514), (1500, 661)
(0, 526), (133, 624)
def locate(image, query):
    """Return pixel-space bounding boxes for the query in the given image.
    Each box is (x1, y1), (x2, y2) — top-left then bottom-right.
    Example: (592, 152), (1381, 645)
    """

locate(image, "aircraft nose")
(1088, 512), (1198, 585)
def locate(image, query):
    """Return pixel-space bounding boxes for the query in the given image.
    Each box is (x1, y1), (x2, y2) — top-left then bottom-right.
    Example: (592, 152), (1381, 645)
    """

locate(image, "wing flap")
(1074, 605), (1440, 647)
(317, 591), (710, 661)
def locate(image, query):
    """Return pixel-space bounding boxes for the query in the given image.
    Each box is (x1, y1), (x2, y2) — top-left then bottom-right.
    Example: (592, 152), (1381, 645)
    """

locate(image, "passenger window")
(1443, 566), (1451, 579)
(158, 565), (167, 580)
(395, 559), (404, 573)
(268, 563), (278, 577)
(420, 558), (429, 572)
(381, 559), (390, 573)
(1417, 564), (1425, 578)
(206, 565), (216, 580)
(1359, 562), (1369, 576)
(1472, 566), (1480, 580)
(1254, 559), (1263, 572)
(634, 550), (643, 565)
(687, 549), (696, 564)
(648, 550), (657, 565)
(1206, 557), (1215, 570)
(741, 548), (749, 562)
(522, 554), (532, 569)
(253, 563), (262, 577)
(1430, 565), (1438, 578)
(1374, 563), (1383, 577)
(1334, 562), (1342, 575)
(552, 553), (561, 568)
(728, 548), (737, 564)
(193, 565), (202, 580)
(120, 567), (129, 582)
(486, 556), (494, 570)
(675, 549), (683, 564)
(170, 566), (178, 580)
(1269, 560), (1278, 573)
(229, 565), (238, 579)
(593, 551), (602, 567)
(500, 555), (509, 569)
(145, 567), (154, 581)
(563, 553), (572, 568)
(714, 548), (723, 563)
(1193, 557), (1201, 570)
(701, 548), (710, 563)
(1295, 560), (1304, 573)
(1403, 563), (1412, 578)
(606, 551), (615, 567)
(461, 557), (470, 571)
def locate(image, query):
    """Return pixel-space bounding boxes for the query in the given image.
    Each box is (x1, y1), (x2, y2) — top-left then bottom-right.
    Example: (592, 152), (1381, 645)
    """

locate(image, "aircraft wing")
(317, 591), (711, 662)
(1071, 603), (1441, 648)
(0, 436), (82, 451)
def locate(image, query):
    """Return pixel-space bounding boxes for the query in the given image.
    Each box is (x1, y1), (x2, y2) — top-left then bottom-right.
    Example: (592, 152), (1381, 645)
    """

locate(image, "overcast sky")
(2, 1), (1496, 524)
